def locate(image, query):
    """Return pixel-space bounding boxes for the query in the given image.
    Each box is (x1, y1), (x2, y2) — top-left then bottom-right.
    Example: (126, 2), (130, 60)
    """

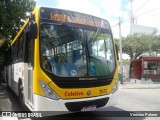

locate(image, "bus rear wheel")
(18, 81), (24, 105)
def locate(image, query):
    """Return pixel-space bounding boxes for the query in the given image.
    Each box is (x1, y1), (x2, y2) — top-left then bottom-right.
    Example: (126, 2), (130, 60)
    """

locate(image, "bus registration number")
(81, 105), (96, 112)
(99, 89), (107, 94)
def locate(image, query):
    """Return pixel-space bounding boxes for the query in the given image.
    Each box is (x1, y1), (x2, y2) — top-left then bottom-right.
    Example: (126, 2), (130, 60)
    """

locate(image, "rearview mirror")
(30, 22), (37, 39)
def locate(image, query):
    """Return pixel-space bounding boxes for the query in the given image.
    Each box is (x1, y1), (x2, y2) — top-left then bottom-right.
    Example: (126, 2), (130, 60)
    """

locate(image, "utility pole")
(130, 0), (135, 24)
(130, 0), (135, 34)
(119, 17), (123, 84)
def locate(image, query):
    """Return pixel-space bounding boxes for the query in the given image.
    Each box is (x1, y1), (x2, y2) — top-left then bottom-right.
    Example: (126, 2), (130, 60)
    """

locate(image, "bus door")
(27, 33), (34, 106)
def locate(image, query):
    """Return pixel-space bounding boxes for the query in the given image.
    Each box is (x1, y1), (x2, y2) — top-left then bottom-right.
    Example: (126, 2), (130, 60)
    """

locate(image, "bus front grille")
(54, 80), (112, 88)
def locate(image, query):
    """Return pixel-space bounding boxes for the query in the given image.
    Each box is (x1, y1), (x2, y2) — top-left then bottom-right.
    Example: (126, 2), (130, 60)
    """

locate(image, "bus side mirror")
(115, 44), (119, 60)
(30, 22), (37, 39)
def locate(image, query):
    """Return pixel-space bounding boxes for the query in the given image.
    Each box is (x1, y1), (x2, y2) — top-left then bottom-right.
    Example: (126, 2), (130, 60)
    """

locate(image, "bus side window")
(5, 48), (12, 65)
(25, 30), (34, 66)
(25, 32), (31, 63)
(13, 41), (18, 62)
(17, 33), (24, 60)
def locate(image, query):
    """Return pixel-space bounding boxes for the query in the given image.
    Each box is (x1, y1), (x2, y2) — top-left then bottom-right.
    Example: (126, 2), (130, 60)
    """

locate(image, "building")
(130, 24), (157, 35)
(131, 56), (160, 80)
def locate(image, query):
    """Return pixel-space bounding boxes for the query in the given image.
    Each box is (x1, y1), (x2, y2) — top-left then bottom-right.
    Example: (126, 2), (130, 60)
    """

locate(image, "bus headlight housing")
(39, 80), (60, 100)
(111, 78), (118, 94)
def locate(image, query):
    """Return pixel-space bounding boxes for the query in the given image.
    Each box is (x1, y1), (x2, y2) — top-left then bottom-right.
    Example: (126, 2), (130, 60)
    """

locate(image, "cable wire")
(133, 0), (150, 14)
(135, 6), (160, 17)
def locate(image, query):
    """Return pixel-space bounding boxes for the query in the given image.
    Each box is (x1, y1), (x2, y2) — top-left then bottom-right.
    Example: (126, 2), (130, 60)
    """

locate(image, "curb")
(119, 85), (160, 89)
(120, 87), (160, 89)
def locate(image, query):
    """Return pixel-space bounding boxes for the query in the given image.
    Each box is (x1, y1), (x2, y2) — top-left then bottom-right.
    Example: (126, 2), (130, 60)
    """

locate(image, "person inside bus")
(42, 56), (52, 72)
(44, 50), (58, 73)
(51, 51), (78, 77)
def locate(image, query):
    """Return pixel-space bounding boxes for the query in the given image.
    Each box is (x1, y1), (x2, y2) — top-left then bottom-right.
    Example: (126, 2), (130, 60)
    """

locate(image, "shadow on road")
(34, 107), (146, 120)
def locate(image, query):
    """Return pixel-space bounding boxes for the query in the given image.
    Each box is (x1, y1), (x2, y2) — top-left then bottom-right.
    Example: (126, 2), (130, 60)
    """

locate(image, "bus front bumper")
(33, 91), (118, 115)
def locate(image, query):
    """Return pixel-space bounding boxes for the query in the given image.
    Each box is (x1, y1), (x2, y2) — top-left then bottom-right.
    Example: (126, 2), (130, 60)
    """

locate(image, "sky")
(36, 0), (160, 38)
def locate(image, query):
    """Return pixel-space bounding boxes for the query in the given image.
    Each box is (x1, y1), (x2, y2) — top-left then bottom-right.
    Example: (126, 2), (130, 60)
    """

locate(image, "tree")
(0, 0), (35, 67)
(0, 37), (9, 67)
(0, 0), (35, 39)
(122, 33), (160, 59)
(114, 38), (119, 46)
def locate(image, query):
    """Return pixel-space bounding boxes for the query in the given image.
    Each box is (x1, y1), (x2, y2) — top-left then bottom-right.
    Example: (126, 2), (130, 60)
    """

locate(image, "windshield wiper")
(61, 22), (87, 62)
(89, 27), (101, 46)
(61, 22), (83, 45)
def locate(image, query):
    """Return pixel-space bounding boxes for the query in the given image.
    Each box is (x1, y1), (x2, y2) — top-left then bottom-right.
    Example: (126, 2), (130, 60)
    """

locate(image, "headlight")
(39, 80), (60, 100)
(111, 78), (118, 94)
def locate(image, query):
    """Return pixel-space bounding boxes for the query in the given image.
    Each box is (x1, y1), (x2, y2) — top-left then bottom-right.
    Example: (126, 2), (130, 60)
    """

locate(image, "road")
(0, 84), (160, 120)
(114, 89), (160, 111)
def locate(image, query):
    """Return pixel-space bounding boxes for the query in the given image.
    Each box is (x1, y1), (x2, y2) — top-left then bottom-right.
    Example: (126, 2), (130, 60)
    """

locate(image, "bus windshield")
(40, 23), (116, 77)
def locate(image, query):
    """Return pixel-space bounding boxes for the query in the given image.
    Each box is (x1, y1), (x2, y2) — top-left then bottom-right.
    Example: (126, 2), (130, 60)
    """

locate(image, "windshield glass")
(40, 23), (116, 77)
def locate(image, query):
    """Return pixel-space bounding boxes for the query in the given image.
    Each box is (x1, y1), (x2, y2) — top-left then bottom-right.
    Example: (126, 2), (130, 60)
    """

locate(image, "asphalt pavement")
(0, 79), (160, 120)
(0, 83), (24, 111)
(0, 83), (25, 120)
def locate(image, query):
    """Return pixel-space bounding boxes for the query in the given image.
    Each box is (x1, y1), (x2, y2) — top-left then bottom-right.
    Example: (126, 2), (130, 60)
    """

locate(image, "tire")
(18, 81), (24, 105)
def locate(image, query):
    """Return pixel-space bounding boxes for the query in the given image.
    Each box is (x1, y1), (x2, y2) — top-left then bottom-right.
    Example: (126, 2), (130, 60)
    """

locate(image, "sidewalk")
(119, 79), (160, 89)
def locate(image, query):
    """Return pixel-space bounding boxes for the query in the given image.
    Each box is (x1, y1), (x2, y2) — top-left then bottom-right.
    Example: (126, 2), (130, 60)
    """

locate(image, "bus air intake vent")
(65, 97), (109, 112)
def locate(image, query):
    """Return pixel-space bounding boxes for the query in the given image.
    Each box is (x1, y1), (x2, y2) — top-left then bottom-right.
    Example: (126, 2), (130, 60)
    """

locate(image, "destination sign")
(50, 13), (101, 27)
(40, 7), (110, 29)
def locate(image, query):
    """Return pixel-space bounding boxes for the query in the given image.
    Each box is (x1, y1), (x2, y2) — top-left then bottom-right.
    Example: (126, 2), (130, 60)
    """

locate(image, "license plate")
(81, 105), (96, 112)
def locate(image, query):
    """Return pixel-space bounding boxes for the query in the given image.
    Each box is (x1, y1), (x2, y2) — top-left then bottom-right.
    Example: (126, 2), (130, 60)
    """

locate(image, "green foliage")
(0, 0), (35, 67)
(0, 51), (5, 67)
(0, 37), (9, 67)
(0, 0), (35, 39)
(114, 38), (119, 46)
(120, 33), (160, 59)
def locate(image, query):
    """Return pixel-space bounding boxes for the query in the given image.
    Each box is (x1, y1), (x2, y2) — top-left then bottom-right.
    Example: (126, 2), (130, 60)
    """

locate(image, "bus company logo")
(65, 91), (84, 96)
(87, 90), (91, 96)
(2, 112), (11, 117)
(2, 112), (42, 118)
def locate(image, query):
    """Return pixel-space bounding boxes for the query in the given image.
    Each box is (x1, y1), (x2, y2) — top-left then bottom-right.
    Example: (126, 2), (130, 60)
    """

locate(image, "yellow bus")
(5, 7), (119, 114)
